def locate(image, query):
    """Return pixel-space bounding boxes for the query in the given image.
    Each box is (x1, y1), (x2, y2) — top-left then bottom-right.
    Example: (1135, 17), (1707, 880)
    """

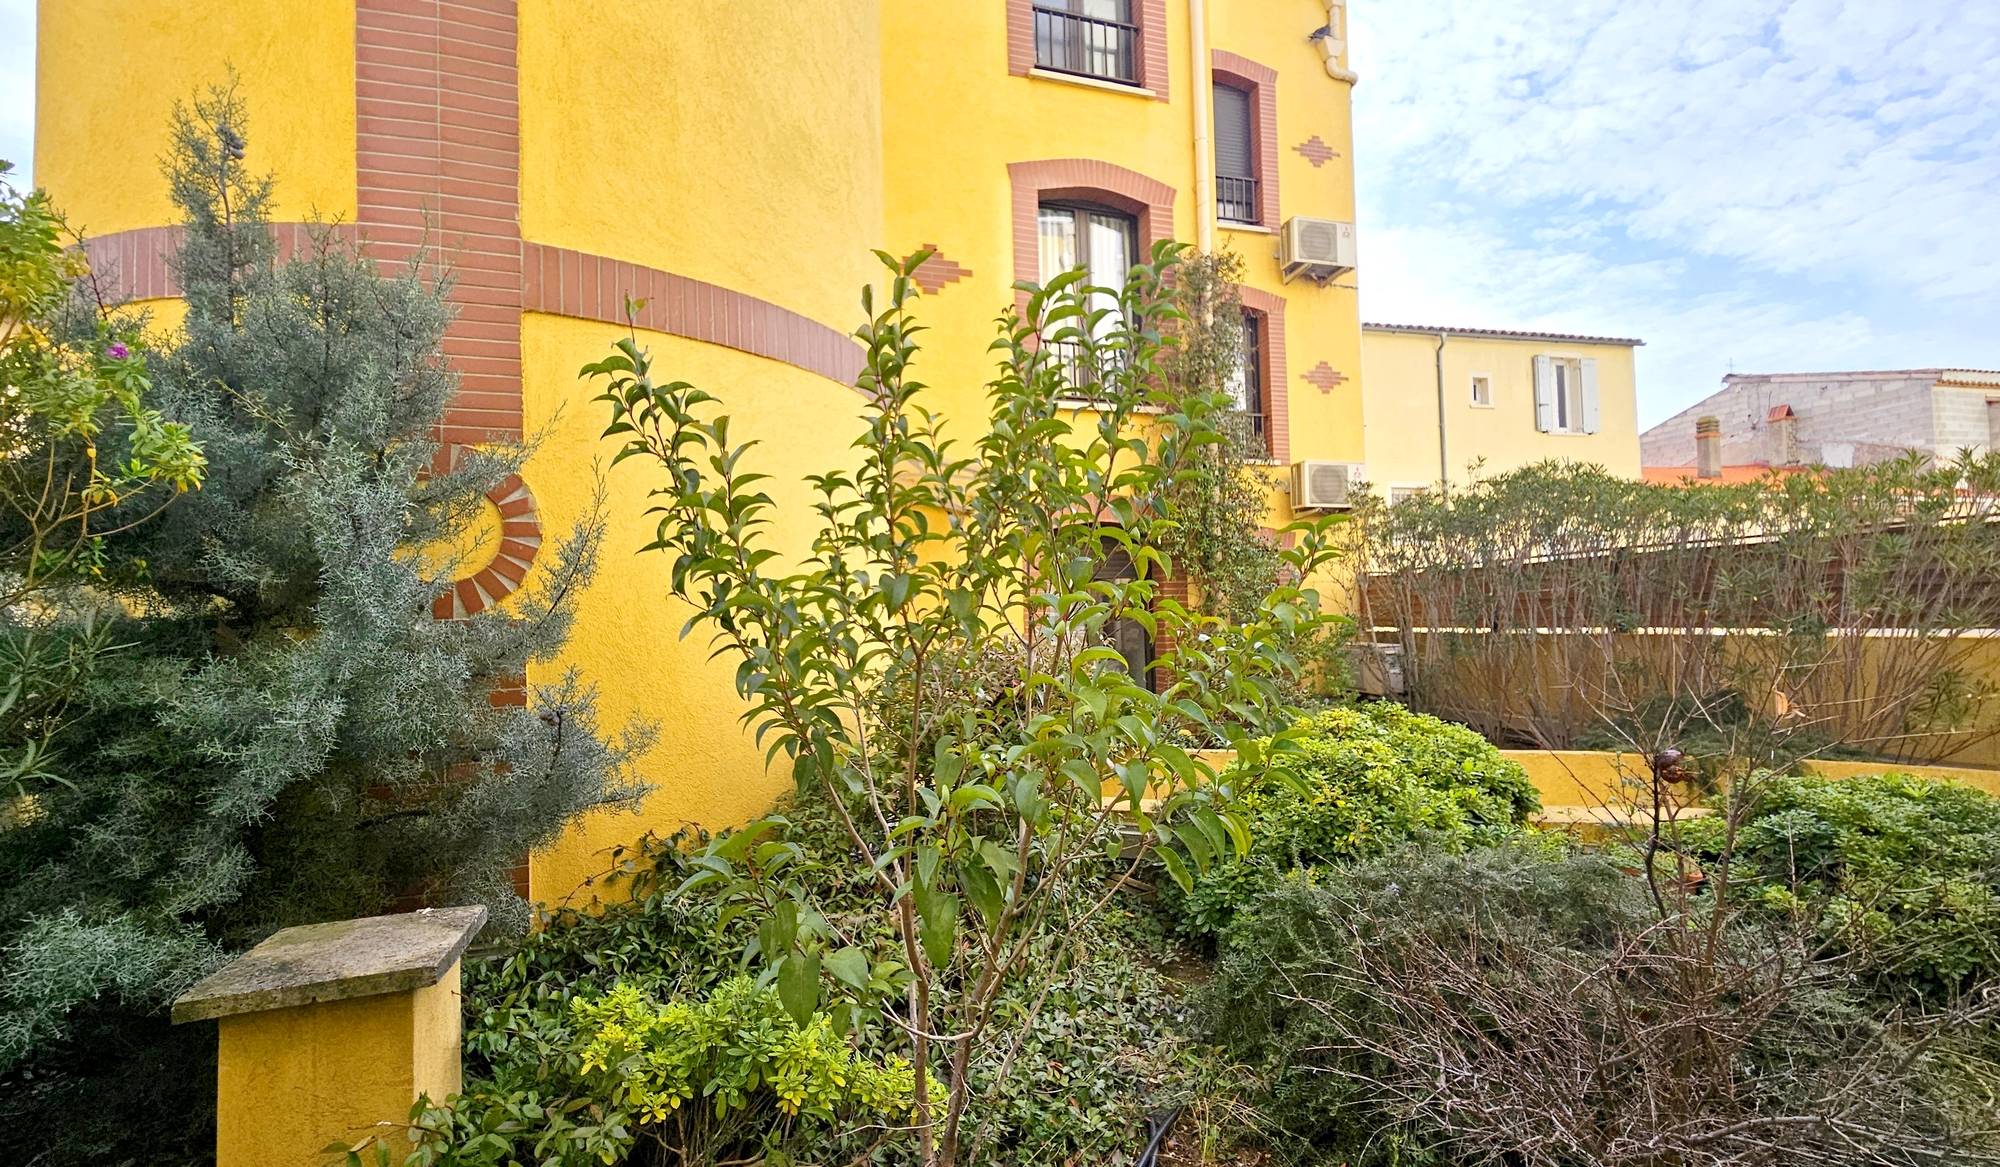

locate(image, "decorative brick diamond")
(1294, 135), (1339, 167)
(910, 245), (973, 294)
(1304, 362), (1348, 394)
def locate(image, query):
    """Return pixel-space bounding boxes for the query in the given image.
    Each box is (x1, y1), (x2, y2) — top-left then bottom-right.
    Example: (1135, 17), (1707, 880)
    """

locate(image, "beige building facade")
(1359, 324), (1645, 498)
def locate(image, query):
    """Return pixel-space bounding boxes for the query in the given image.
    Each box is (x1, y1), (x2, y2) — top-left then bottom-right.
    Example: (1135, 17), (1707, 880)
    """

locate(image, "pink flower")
(105, 342), (129, 360)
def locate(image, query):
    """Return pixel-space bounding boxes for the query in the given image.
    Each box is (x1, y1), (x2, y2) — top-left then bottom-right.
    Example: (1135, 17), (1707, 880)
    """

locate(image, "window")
(1094, 534), (1155, 691)
(1214, 82), (1259, 223)
(1470, 374), (1492, 407)
(1033, 0), (1137, 85)
(1533, 355), (1600, 434)
(1039, 202), (1137, 387)
(1389, 486), (1430, 505)
(1224, 310), (1268, 454)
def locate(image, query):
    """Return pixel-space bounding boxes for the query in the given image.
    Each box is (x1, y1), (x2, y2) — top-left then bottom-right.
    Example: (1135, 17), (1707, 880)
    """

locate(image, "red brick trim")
(1006, 0), (1036, 77)
(1007, 0), (1170, 100)
(910, 246), (974, 294)
(356, 0), (524, 448)
(80, 222), (343, 302)
(1238, 285), (1290, 463)
(1304, 362), (1348, 394)
(1295, 134), (1338, 167)
(1008, 158), (1177, 304)
(1211, 50), (1281, 229)
(1137, 0), (1170, 99)
(521, 243), (867, 387)
(432, 471), (542, 619)
(433, 475), (541, 618)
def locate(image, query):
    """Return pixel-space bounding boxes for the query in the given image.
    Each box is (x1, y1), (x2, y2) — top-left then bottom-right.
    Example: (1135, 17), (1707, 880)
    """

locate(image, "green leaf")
(825, 946), (870, 992)
(1157, 846), (1194, 894)
(777, 951), (820, 1026)
(915, 877), (959, 970)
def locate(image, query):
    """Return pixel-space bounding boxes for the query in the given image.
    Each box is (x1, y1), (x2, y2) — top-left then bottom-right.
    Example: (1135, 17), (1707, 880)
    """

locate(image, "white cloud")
(1352, 0), (2000, 425)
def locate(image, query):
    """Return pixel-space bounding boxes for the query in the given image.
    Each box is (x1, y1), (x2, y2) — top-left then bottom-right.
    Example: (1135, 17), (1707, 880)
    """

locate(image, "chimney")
(1767, 405), (1799, 466)
(1695, 416), (1723, 478)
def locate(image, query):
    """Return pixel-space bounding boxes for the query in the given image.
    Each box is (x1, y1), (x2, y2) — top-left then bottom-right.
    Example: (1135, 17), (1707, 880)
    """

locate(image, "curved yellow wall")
(34, 0), (357, 232)
(36, 0), (1373, 907)
(518, 0), (884, 332)
(519, 313), (871, 904)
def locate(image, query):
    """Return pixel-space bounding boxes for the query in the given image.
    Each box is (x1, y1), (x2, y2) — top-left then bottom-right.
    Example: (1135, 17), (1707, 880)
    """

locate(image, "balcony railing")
(1033, 6), (1139, 85)
(1217, 175), (1261, 224)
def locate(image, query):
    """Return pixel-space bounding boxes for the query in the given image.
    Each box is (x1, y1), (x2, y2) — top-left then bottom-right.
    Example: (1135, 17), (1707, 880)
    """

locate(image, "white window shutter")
(1580, 358), (1601, 434)
(1533, 356), (1557, 432)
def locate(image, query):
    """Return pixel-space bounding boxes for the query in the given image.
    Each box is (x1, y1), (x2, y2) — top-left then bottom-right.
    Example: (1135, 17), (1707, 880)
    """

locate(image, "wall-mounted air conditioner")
(1348, 643), (1407, 697)
(1280, 217), (1357, 283)
(1292, 460), (1363, 510)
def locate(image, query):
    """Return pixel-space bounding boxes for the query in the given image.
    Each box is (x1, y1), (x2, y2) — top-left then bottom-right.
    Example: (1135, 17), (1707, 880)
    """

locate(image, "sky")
(2, 1), (1995, 426)
(1350, 0), (2000, 424)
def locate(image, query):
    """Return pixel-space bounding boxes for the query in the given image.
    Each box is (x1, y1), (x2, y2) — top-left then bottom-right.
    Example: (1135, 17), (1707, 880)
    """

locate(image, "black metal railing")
(1033, 6), (1139, 85)
(1217, 175), (1261, 224)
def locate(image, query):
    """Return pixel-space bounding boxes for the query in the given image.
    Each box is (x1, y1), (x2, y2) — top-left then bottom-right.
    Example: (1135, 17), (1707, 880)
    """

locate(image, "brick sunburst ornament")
(1304, 363), (1349, 394)
(910, 245), (973, 294)
(435, 474), (543, 620)
(1294, 135), (1339, 167)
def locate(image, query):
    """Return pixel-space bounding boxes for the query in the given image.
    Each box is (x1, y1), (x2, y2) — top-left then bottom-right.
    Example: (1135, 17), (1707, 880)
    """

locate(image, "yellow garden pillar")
(172, 906), (487, 1167)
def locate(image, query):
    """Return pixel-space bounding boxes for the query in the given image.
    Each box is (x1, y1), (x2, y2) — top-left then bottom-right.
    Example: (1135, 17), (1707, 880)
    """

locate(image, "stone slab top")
(172, 905), (488, 1024)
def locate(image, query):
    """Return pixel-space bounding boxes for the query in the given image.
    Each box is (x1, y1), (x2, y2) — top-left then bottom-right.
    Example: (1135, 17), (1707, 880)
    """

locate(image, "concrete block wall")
(1643, 372), (1943, 469)
(1933, 387), (1996, 457)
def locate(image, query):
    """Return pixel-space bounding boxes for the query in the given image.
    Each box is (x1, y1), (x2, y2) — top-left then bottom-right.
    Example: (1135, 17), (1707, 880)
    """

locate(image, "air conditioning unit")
(1348, 643), (1407, 697)
(1292, 460), (1363, 511)
(1280, 217), (1357, 283)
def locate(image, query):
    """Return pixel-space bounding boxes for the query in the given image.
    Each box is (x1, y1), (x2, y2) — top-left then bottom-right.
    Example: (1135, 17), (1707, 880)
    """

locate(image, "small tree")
(589, 246), (1337, 1165)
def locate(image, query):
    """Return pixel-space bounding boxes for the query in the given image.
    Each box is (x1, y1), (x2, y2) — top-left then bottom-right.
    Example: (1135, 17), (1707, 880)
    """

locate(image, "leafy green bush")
(415, 795), (1203, 1167)
(1687, 773), (2000, 998)
(1171, 704), (1539, 936)
(392, 977), (927, 1167)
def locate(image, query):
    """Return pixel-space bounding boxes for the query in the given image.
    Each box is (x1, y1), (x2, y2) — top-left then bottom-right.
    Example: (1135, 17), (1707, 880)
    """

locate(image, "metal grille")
(1217, 175), (1262, 224)
(1033, 6), (1139, 84)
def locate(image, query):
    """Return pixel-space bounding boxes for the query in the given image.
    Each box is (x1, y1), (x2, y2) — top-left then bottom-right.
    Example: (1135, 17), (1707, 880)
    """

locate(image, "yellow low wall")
(1503, 749), (2000, 809)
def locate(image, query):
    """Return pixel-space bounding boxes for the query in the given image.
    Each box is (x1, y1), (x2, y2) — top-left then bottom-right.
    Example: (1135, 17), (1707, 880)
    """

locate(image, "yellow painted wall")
(877, 0), (1364, 463)
(34, 0), (357, 233)
(1504, 748), (2000, 809)
(518, 0), (884, 330)
(1360, 328), (1642, 494)
(213, 967), (462, 1166)
(37, 0), (1371, 905)
(518, 313), (872, 904)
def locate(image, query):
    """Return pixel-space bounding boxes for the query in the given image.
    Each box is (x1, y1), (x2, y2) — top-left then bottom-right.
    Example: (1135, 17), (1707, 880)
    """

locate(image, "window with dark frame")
(1214, 81), (1260, 223)
(1032, 0), (1139, 86)
(1094, 534), (1156, 692)
(1038, 200), (1139, 389)
(1225, 310), (1268, 455)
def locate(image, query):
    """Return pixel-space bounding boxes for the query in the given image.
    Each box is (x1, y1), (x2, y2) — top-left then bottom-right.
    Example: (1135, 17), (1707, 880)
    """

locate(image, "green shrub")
(423, 795), (1203, 1167)
(1687, 773), (2000, 998)
(1203, 840), (1999, 1167)
(1171, 704), (1539, 937)
(395, 977), (927, 1167)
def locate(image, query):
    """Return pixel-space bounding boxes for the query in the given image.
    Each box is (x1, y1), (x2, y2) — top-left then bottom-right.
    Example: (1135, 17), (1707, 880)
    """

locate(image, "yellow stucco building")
(1359, 324), (1644, 497)
(37, 0), (1367, 902)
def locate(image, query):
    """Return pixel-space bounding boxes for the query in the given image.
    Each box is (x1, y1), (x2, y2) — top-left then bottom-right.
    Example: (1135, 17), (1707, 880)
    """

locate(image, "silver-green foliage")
(0, 81), (648, 1129)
